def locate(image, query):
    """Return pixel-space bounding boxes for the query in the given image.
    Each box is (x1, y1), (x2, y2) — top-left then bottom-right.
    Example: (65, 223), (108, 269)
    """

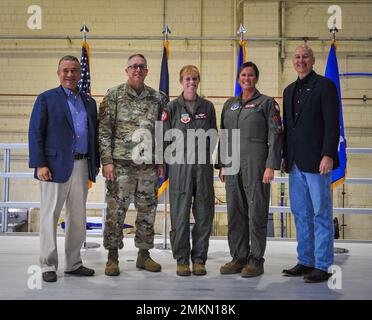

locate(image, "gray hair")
(58, 55), (80, 67)
(127, 53), (147, 66)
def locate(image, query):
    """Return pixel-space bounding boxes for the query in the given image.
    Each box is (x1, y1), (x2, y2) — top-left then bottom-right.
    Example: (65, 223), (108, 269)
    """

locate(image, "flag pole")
(237, 23), (246, 42)
(328, 21), (348, 253)
(234, 24), (246, 96)
(329, 19), (338, 43)
(80, 22), (89, 42)
(237, 23), (246, 57)
(78, 23), (99, 250)
(161, 24), (170, 250)
(163, 24), (171, 41)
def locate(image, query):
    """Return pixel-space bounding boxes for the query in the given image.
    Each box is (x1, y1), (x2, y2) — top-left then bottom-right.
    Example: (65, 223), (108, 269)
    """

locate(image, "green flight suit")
(219, 90), (283, 265)
(163, 95), (217, 265)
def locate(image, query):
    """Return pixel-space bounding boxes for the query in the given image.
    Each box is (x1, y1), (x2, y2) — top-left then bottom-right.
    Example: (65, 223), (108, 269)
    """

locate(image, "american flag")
(78, 40), (93, 190)
(78, 41), (91, 95)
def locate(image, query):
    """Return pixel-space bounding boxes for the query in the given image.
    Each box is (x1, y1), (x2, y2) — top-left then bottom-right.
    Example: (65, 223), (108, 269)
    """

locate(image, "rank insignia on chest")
(161, 110), (169, 122)
(243, 103), (257, 109)
(231, 103), (240, 111)
(180, 113), (191, 124)
(194, 113), (207, 120)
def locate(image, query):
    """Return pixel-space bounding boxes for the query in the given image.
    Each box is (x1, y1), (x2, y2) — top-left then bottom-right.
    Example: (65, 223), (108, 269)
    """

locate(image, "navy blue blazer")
(282, 72), (340, 173)
(28, 86), (100, 183)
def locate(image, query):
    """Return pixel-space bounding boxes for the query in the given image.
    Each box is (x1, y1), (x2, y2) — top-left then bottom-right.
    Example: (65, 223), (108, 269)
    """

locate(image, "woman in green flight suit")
(163, 65), (217, 277)
(218, 61), (283, 277)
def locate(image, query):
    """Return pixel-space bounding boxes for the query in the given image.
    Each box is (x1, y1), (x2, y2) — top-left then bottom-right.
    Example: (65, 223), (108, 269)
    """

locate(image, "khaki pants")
(39, 159), (88, 272)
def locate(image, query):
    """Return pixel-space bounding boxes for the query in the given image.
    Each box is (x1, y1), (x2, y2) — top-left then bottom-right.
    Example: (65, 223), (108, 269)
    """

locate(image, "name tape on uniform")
(243, 103), (257, 109)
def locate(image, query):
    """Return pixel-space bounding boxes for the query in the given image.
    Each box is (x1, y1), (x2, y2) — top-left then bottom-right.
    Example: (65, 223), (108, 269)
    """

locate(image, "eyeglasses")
(128, 64), (147, 71)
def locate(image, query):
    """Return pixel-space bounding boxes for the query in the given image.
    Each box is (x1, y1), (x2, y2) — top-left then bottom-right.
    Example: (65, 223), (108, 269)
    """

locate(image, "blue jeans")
(289, 164), (334, 271)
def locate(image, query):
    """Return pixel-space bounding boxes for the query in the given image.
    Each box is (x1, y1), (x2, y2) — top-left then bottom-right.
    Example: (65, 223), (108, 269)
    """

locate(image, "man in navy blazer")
(28, 55), (100, 282)
(281, 45), (340, 283)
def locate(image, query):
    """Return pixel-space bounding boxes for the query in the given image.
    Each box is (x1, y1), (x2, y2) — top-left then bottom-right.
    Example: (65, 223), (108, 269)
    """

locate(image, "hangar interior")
(0, 0), (371, 300)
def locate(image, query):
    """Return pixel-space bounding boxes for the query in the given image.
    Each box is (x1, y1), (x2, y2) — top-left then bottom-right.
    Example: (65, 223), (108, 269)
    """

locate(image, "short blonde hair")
(179, 65), (200, 81)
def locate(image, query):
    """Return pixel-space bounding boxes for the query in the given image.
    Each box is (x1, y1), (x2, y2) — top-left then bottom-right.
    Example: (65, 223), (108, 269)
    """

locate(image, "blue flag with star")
(157, 40), (170, 197)
(325, 41), (347, 189)
(234, 40), (246, 96)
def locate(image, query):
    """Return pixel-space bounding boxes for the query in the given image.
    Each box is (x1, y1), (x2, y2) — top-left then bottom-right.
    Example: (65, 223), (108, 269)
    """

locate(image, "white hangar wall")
(0, 0), (371, 239)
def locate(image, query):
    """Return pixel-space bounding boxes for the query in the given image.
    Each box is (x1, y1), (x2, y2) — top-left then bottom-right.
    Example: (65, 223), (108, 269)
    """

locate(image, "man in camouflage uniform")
(98, 54), (164, 276)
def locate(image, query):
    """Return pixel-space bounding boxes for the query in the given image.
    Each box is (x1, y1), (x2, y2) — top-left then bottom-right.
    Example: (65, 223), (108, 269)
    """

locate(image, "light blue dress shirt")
(62, 87), (88, 154)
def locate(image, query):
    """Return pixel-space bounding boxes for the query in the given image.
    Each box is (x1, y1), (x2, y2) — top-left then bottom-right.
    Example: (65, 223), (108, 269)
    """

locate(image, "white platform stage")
(0, 234), (371, 300)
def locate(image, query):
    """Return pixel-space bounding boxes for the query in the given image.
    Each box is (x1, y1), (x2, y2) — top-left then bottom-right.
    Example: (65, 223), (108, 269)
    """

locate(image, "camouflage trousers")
(103, 161), (158, 250)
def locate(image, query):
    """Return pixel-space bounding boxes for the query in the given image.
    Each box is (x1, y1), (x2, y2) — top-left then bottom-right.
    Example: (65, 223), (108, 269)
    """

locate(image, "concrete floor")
(0, 234), (371, 300)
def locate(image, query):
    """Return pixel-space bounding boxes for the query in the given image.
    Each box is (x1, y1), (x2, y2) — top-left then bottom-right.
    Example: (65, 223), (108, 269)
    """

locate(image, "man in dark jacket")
(29, 55), (100, 282)
(282, 45), (340, 283)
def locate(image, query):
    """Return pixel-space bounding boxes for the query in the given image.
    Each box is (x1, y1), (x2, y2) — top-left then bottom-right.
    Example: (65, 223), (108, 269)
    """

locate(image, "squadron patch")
(161, 110), (169, 122)
(231, 103), (240, 111)
(180, 113), (191, 124)
(195, 113), (207, 120)
(273, 114), (281, 124)
(273, 114), (282, 131)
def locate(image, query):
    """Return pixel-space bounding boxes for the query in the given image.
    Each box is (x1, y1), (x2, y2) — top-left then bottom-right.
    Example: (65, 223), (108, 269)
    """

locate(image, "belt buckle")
(75, 153), (86, 160)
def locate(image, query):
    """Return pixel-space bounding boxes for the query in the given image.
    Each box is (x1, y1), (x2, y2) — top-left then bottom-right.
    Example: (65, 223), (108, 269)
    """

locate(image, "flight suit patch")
(231, 103), (240, 111)
(243, 103), (257, 109)
(161, 110), (169, 122)
(195, 113), (207, 120)
(273, 114), (282, 131)
(273, 114), (281, 124)
(180, 113), (191, 124)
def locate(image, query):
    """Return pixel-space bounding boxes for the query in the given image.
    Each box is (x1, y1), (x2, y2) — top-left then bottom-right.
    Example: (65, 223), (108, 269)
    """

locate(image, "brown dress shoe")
(220, 262), (245, 274)
(192, 263), (207, 276)
(42, 271), (57, 282)
(64, 266), (95, 276)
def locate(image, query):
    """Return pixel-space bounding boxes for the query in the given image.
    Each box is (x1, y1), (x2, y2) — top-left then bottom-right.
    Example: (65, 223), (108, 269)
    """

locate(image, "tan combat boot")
(241, 259), (264, 278)
(105, 248), (120, 276)
(192, 263), (207, 276)
(220, 261), (245, 274)
(136, 249), (161, 272)
(176, 264), (191, 276)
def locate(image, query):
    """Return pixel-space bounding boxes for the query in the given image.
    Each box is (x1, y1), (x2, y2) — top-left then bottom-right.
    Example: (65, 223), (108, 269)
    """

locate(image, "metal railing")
(1, 143), (372, 233)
